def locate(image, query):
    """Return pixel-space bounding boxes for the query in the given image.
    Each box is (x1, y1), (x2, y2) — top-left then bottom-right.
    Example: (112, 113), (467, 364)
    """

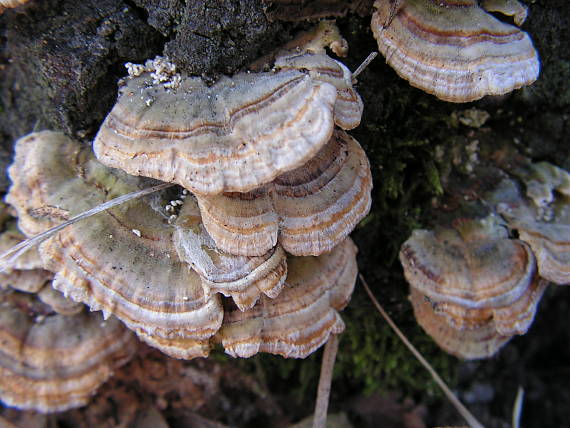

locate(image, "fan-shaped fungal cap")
(216, 238), (357, 358)
(173, 198), (287, 311)
(0, 291), (137, 412)
(274, 53), (364, 129)
(432, 274), (547, 337)
(7, 131), (223, 360)
(94, 64), (339, 195)
(493, 171), (570, 285)
(196, 129), (372, 257)
(399, 216), (536, 308)
(371, 0), (540, 102)
(410, 288), (511, 359)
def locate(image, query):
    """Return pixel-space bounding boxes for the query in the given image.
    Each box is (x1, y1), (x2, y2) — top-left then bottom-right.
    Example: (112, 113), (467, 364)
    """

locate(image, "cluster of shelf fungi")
(0, 0), (567, 425)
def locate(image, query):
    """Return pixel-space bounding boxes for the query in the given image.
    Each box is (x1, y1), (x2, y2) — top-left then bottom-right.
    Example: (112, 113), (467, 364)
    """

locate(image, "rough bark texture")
(132, 0), (291, 75)
(0, 0), (569, 427)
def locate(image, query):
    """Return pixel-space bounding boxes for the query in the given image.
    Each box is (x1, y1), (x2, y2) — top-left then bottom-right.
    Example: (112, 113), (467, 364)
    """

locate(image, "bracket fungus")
(0, 290), (137, 413)
(216, 238), (358, 358)
(173, 198), (288, 311)
(371, 0), (540, 102)
(195, 129), (372, 257)
(400, 216), (536, 308)
(400, 216), (544, 359)
(6, 131), (361, 363)
(409, 288), (511, 359)
(7, 131), (224, 360)
(491, 163), (570, 285)
(273, 53), (364, 130)
(93, 52), (362, 195)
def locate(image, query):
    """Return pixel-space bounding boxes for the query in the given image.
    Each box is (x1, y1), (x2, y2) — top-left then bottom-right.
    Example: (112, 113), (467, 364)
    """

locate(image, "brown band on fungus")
(0, 292), (137, 412)
(399, 216), (537, 309)
(371, 0), (540, 102)
(196, 129), (372, 257)
(216, 238), (357, 358)
(7, 131), (224, 359)
(93, 68), (338, 195)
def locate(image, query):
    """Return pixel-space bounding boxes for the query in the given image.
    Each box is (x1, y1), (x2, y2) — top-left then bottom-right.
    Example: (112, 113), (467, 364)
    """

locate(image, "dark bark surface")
(0, 0), (569, 427)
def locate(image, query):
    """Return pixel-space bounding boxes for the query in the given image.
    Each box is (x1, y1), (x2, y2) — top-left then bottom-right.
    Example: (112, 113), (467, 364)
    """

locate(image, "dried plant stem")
(313, 334), (340, 428)
(360, 274), (485, 428)
(512, 386), (524, 428)
(0, 182), (173, 271)
(352, 52), (378, 82)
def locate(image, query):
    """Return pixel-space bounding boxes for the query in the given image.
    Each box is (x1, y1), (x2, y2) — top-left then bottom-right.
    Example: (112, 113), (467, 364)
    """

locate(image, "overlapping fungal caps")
(93, 52), (363, 195)
(274, 53), (364, 130)
(409, 288), (511, 359)
(371, 0), (540, 102)
(0, 290), (137, 413)
(173, 198), (288, 311)
(216, 238), (358, 358)
(492, 163), (570, 285)
(7, 131), (224, 359)
(0, 214), (84, 316)
(400, 216), (544, 359)
(195, 129), (372, 257)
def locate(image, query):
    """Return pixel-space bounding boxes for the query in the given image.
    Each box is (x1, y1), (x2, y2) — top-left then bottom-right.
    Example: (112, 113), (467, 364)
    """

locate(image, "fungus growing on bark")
(173, 197), (288, 311)
(491, 163), (570, 285)
(400, 216), (536, 308)
(274, 53), (364, 130)
(409, 288), (510, 359)
(6, 131), (361, 363)
(93, 51), (362, 195)
(7, 131), (224, 360)
(195, 129), (372, 257)
(371, 0), (540, 102)
(0, 290), (137, 413)
(36, 283), (84, 316)
(216, 238), (358, 358)
(400, 216), (544, 359)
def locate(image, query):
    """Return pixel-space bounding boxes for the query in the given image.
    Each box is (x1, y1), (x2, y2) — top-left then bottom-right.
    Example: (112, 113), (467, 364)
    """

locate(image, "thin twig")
(352, 52), (378, 82)
(313, 334), (340, 428)
(512, 386), (524, 428)
(0, 182), (173, 271)
(359, 274), (485, 428)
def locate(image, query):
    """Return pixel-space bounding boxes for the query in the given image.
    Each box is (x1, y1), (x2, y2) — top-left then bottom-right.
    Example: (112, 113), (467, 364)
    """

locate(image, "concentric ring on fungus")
(371, 0), (540, 102)
(7, 131), (224, 359)
(400, 216), (537, 309)
(409, 288), (511, 359)
(173, 197), (288, 311)
(195, 129), (372, 257)
(216, 238), (358, 358)
(400, 214), (547, 359)
(93, 55), (352, 195)
(0, 290), (137, 413)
